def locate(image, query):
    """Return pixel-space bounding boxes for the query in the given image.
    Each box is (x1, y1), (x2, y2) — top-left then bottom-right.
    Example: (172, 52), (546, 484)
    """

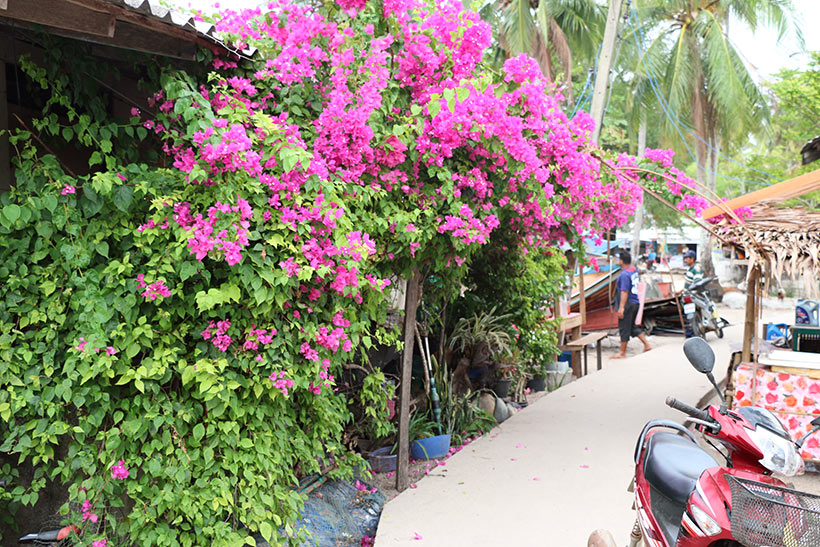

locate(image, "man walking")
(612, 251), (652, 359)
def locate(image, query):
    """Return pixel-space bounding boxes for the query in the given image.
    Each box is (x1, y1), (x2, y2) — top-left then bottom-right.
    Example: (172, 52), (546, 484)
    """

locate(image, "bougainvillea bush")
(0, 0), (715, 545)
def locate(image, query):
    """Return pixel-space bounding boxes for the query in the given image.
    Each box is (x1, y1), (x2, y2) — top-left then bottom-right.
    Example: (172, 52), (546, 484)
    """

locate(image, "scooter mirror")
(683, 337), (715, 374)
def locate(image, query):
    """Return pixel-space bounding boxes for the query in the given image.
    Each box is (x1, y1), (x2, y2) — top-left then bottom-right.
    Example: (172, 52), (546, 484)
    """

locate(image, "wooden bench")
(559, 332), (608, 377)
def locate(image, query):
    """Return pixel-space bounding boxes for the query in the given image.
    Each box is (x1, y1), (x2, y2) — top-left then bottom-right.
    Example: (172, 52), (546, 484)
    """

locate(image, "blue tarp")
(583, 236), (628, 257)
(255, 478), (385, 547)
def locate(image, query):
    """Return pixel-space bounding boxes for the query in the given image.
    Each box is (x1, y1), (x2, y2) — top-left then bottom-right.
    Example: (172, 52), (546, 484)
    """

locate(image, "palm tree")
(628, 0), (798, 274)
(484, 0), (605, 104)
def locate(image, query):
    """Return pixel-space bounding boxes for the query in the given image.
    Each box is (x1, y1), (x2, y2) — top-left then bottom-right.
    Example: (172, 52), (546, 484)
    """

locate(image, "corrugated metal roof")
(113, 0), (218, 37)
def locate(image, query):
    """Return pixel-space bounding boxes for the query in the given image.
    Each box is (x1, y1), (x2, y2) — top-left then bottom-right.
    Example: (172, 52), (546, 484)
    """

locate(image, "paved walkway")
(375, 307), (758, 546)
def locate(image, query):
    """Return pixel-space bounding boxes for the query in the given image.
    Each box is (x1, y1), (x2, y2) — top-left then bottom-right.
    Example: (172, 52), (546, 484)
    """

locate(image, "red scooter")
(591, 337), (820, 547)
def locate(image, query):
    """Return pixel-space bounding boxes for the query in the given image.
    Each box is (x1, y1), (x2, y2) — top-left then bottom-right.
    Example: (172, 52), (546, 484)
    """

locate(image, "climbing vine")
(0, 0), (721, 545)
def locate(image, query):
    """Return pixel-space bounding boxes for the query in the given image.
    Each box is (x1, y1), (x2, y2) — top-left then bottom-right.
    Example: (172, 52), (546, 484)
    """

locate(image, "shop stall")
(708, 195), (820, 462)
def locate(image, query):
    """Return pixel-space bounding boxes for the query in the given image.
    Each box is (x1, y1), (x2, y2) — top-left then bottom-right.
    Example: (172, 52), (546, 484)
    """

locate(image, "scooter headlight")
(746, 426), (805, 477)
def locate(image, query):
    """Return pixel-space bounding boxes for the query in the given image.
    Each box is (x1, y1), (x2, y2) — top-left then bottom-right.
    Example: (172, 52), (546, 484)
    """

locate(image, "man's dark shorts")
(619, 301), (643, 342)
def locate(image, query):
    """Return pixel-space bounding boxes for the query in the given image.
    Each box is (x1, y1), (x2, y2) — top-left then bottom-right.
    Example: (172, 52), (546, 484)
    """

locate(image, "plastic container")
(368, 446), (397, 473)
(526, 376), (546, 392)
(493, 379), (512, 398)
(410, 434), (451, 460)
(796, 300), (820, 326)
(766, 323), (789, 341)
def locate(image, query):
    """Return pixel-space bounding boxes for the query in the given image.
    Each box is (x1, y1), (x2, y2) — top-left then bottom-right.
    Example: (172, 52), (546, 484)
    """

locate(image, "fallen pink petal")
(580, 464), (589, 469)
(533, 477), (541, 481)
(412, 532), (423, 540)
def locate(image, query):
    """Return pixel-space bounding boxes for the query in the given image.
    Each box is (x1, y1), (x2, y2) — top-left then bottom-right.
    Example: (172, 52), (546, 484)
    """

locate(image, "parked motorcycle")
(590, 337), (820, 547)
(681, 276), (727, 339)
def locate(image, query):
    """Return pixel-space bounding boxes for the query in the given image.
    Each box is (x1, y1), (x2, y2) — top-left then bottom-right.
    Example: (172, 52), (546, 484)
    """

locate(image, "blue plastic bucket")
(410, 434), (451, 460)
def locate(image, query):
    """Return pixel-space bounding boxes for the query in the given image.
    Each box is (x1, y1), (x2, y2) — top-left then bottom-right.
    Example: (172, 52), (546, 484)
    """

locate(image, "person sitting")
(683, 250), (703, 289)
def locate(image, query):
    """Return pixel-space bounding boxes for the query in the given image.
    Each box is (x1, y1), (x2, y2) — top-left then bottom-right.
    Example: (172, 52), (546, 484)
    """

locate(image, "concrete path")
(375, 307), (772, 546)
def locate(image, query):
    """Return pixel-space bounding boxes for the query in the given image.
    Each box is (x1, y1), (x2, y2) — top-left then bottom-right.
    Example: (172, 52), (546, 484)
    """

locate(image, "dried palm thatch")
(712, 202), (820, 296)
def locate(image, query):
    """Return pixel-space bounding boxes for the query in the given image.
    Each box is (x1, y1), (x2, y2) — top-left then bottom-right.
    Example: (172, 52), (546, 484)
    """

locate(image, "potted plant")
(409, 410), (450, 460)
(448, 308), (514, 394)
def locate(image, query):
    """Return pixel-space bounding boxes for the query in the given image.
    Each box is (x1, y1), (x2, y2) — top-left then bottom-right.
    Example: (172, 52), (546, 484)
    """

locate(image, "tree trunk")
(396, 267), (422, 492)
(630, 117), (647, 258)
(700, 135), (720, 278)
(589, 0), (624, 143)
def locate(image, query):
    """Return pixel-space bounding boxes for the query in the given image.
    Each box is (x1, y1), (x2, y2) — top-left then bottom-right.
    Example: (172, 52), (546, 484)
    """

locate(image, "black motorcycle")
(681, 276), (728, 339)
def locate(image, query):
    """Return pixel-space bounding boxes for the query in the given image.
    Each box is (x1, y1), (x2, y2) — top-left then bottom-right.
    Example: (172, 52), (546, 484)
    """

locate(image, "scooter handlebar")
(666, 396), (711, 422)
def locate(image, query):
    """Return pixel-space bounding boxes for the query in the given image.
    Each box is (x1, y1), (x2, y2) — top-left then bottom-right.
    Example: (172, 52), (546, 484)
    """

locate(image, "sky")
(728, 0), (820, 83)
(177, 0), (820, 83)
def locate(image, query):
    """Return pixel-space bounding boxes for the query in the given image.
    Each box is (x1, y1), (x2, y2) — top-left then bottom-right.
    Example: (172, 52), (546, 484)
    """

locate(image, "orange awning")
(701, 168), (820, 219)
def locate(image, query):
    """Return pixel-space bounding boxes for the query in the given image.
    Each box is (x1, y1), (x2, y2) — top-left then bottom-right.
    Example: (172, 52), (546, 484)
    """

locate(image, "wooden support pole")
(579, 264), (586, 325)
(396, 267), (421, 492)
(742, 267), (759, 363)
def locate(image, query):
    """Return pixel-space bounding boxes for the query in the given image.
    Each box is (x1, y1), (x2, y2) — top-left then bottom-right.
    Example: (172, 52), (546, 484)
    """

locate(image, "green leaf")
(61, 127), (74, 141)
(428, 100), (441, 118)
(259, 522), (273, 542)
(113, 186), (133, 213)
(456, 87), (469, 102)
(126, 342), (140, 360)
(89, 151), (103, 167)
(193, 423), (205, 442)
(43, 195), (58, 213)
(3, 204), (21, 225)
(180, 261), (198, 281)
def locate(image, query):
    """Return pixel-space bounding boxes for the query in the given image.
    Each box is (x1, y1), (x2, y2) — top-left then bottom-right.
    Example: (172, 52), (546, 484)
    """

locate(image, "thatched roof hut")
(711, 202), (820, 295)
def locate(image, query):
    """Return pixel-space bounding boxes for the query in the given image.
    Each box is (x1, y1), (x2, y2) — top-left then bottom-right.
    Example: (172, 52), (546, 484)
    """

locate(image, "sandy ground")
(374, 302), (820, 546)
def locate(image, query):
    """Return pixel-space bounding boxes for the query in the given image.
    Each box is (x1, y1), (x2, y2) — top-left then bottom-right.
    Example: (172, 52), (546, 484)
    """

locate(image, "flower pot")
(546, 361), (569, 373)
(368, 446), (397, 473)
(546, 370), (569, 391)
(410, 434), (451, 460)
(493, 379), (512, 398)
(526, 376), (546, 392)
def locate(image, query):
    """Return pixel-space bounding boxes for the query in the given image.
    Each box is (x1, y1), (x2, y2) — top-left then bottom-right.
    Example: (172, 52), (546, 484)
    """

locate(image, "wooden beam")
(396, 267), (421, 492)
(701, 168), (820, 219)
(741, 267), (759, 363)
(64, 0), (217, 50)
(2, 0), (116, 38)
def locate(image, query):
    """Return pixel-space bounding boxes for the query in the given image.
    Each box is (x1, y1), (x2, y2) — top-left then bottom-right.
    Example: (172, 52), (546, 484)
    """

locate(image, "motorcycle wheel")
(691, 312), (704, 339)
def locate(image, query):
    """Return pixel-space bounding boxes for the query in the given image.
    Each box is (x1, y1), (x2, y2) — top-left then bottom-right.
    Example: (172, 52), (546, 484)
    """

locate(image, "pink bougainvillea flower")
(74, 337), (88, 352)
(412, 532), (423, 541)
(81, 499), (98, 523)
(61, 184), (76, 195)
(111, 460), (129, 480)
(92, 540), (107, 547)
(105, 346), (117, 356)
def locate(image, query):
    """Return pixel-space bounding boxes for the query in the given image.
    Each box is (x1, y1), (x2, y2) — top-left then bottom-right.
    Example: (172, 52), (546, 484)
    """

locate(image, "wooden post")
(579, 264), (586, 325)
(396, 267), (421, 492)
(741, 266), (759, 363)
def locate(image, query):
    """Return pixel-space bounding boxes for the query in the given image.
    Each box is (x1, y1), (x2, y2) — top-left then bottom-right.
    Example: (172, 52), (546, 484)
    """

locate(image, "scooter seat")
(643, 432), (717, 506)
